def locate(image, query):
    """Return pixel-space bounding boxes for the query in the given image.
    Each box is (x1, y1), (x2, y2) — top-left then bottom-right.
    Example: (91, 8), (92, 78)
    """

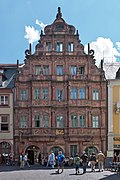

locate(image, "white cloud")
(36, 19), (47, 31)
(84, 37), (120, 66)
(24, 26), (39, 44)
(24, 20), (47, 44)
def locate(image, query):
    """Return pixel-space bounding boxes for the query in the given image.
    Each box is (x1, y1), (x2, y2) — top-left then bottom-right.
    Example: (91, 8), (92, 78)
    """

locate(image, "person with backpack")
(97, 151), (105, 172)
(80, 151), (88, 174)
(56, 151), (65, 174)
(74, 154), (80, 175)
(19, 152), (24, 169)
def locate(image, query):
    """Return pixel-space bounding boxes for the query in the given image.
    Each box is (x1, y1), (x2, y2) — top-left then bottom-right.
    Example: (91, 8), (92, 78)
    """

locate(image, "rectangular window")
(46, 42), (51, 51)
(80, 115), (86, 127)
(34, 114), (40, 128)
(70, 66), (77, 76)
(42, 88), (48, 99)
(70, 145), (77, 157)
(56, 89), (63, 101)
(0, 116), (9, 131)
(92, 115), (99, 128)
(56, 115), (64, 128)
(79, 66), (84, 75)
(34, 88), (40, 100)
(71, 115), (78, 127)
(0, 95), (8, 105)
(20, 90), (28, 100)
(71, 88), (77, 99)
(68, 42), (74, 52)
(35, 65), (43, 75)
(20, 115), (28, 128)
(42, 115), (49, 128)
(79, 88), (86, 99)
(56, 42), (63, 52)
(92, 89), (99, 100)
(57, 65), (63, 75)
(43, 65), (49, 75)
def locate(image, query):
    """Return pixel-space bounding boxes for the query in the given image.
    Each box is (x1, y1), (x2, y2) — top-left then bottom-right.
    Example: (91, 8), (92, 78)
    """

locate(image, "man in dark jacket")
(80, 151), (88, 174)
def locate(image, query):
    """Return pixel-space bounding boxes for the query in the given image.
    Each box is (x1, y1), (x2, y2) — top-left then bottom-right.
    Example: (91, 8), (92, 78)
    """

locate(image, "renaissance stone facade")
(14, 7), (107, 164)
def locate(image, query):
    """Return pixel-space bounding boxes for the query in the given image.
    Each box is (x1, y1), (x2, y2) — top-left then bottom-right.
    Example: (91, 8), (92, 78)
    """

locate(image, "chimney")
(101, 59), (103, 69)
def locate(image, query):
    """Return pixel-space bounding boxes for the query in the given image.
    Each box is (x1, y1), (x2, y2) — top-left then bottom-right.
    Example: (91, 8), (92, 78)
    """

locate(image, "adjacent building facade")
(0, 64), (17, 164)
(14, 7), (107, 164)
(107, 64), (120, 161)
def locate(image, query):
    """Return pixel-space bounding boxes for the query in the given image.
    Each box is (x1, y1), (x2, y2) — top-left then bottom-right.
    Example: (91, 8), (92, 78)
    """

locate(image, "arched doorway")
(50, 146), (63, 156)
(0, 142), (11, 164)
(85, 146), (98, 156)
(25, 145), (40, 165)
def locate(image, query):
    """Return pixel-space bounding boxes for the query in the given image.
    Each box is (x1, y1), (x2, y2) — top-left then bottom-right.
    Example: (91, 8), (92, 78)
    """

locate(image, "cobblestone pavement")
(0, 165), (119, 180)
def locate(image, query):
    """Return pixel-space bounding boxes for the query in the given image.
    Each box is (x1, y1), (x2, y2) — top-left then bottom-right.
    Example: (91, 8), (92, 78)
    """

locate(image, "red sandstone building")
(14, 7), (107, 164)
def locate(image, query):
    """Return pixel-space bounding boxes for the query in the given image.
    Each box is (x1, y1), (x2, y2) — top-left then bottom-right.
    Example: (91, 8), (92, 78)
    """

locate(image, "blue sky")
(0, 0), (120, 65)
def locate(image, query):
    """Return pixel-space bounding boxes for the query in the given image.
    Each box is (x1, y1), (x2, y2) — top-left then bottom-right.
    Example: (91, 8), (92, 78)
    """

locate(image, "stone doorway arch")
(25, 145), (40, 165)
(50, 146), (64, 156)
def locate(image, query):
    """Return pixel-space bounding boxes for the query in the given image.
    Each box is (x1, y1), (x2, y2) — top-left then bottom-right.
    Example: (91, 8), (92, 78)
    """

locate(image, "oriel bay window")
(56, 115), (64, 128)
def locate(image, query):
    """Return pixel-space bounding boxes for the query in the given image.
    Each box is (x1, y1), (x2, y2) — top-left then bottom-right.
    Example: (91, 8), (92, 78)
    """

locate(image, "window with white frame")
(68, 42), (74, 52)
(20, 115), (28, 128)
(0, 115), (9, 131)
(57, 65), (63, 75)
(0, 95), (8, 105)
(80, 115), (86, 127)
(79, 88), (86, 99)
(92, 115), (99, 128)
(70, 66), (77, 76)
(42, 115), (49, 128)
(34, 113), (40, 128)
(71, 115), (78, 127)
(92, 89), (99, 100)
(20, 90), (28, 100)
(56, 115), (64, 128)
(71, 88), (77, 99)
(42, 88), (48, 99)
(46, 42), (51, 51)
(56, 42), (63, 52)
(34, 88), (40, 100)
(56, 89), (63, 101)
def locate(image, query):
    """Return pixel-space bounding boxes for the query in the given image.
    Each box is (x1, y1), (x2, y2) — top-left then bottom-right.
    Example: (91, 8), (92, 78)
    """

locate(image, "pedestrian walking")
(80, 151), (88, 174)
(97, 151), (105, 172)
(74, 154), (80, 175)
(56, 151), (65, 174)
(19, 153), (24, 169)
(90, 152), (96, 172)
(47, 151), (55, 168)
(24, 154), (30, 167)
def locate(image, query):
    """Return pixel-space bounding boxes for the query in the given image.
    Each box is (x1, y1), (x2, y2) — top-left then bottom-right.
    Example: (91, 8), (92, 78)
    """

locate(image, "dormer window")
(68, 42), (74, 52)
(0, 76), (2, 87)
(56, 42), (63, 52)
